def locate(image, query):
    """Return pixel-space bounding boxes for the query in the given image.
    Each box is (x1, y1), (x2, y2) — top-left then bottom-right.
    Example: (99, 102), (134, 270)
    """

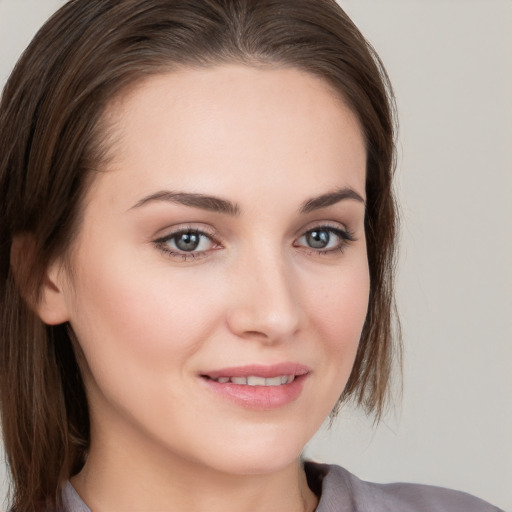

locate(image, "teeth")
(265, 376), (283, 386)
(213, 375), (296, 386)
(247, 376), (266, 386)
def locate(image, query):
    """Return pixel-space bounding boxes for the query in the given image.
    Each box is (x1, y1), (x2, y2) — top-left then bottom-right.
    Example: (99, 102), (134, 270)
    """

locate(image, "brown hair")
(0, 0), (399, 509)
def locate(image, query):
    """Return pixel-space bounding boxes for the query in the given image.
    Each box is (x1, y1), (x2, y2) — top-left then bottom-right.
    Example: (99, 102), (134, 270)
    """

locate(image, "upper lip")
(202, 363), (311, 379)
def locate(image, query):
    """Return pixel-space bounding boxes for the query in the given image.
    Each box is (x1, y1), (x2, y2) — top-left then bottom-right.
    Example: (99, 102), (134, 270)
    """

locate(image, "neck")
(71, 423), (318, 512)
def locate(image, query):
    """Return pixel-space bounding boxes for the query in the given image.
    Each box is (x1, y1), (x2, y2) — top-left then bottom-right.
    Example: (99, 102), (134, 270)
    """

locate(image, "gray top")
(304, 462), (504, 512)
(61, 462), (505, 511)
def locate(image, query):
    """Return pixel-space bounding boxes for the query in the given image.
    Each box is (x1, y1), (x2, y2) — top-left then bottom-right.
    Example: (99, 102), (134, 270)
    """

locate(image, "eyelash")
(294, 225), (356, 256)
(153, 224), (356, 262)
(153, 226), (220, 262)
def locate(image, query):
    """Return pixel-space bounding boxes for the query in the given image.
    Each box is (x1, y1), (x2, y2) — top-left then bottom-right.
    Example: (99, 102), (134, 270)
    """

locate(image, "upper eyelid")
(153, 224), (219, 242)
(295, 220), (355, 239)
(296, 226), (356, 245)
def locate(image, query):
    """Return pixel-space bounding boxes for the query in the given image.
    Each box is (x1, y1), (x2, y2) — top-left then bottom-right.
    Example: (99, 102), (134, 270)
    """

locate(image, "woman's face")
(51, 65), (369, 476)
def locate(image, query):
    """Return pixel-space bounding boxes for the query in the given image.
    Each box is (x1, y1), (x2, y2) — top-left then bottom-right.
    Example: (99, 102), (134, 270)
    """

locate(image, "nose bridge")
(227, 242), (301, 341)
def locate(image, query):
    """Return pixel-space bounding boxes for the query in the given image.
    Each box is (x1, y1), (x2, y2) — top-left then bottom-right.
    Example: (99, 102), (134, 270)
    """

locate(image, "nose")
(226, 248), (302, 343)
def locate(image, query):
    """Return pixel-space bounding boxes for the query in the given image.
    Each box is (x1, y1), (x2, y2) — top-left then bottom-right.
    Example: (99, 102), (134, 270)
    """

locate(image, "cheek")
(309, 258), (369, 336)
(65, 246), (223, 384)
(303, 256), (370, 379)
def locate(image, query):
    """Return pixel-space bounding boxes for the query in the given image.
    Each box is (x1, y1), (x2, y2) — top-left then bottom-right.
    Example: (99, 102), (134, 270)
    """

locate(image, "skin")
(38, 65), (369, 512)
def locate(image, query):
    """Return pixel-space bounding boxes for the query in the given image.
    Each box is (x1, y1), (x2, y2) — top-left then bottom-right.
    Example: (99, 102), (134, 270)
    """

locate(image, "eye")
(154, 228), (219, 260)
(295, 226), (355, 253)
(171, 231), (209, 252)
(305, 229), (332, 249)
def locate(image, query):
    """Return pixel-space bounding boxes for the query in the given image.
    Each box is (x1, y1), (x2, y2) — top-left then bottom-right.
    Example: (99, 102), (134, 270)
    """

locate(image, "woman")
(0, 1), (504, 511)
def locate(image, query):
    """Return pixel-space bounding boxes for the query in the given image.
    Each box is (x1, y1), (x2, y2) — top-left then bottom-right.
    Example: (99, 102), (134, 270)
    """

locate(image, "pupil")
(176, 232), (200, 251)
(307, 230), (330, 249)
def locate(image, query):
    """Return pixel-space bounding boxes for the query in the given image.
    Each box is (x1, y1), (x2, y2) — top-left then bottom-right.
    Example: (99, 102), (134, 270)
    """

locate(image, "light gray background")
(1, 1), (511, 510)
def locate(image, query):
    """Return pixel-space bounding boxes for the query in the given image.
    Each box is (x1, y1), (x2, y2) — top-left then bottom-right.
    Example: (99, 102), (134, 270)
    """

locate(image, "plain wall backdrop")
(0, 0), (511, 510)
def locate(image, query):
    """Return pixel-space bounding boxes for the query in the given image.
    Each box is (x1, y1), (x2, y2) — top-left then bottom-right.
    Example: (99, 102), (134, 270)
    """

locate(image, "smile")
(207, 375), (296, 386)
(200, 363), (310, 409)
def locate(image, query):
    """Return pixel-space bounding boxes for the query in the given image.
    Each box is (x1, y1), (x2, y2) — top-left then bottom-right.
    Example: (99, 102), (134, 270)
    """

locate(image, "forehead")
(89, 65), (366, 208)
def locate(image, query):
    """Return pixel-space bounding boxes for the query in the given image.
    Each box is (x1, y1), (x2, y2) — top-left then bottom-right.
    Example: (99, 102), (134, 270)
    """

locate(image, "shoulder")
(60, 481), (91, 512)
(305, 461), (505, 512)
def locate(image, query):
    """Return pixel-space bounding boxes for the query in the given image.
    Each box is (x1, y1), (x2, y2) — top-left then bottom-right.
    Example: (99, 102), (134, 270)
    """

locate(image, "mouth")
(199, 363), (310, 409)
(202, 374), (297, 386)
(200, 362), (310, 384)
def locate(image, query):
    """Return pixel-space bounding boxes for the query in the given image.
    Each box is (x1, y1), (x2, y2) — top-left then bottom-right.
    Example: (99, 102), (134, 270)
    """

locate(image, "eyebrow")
(130, 187), (365, 215)
(299, 187), (365, 213)
(130, 191), (241, 215)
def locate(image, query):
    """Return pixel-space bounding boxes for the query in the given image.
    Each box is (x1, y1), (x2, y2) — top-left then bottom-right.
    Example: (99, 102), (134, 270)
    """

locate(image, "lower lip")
(201, 375), (308, 410)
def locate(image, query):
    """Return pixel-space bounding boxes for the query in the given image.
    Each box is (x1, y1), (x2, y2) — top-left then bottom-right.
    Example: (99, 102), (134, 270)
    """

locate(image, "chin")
(193, 426), (313, 477)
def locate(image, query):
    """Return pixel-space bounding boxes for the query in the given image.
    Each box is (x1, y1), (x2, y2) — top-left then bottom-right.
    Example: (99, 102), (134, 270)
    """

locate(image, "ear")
(11, 235), (71, 325)
(36, 261), (72, 325)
